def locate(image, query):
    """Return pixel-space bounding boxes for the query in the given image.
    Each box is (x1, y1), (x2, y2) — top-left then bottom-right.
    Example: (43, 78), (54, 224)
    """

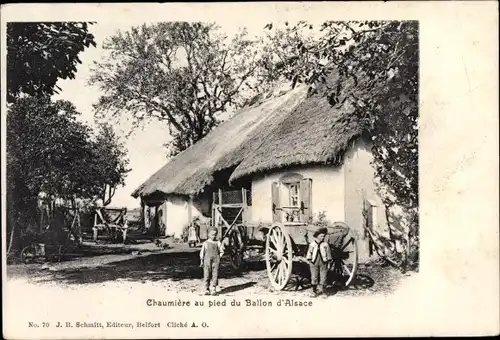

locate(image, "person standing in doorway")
(199, 227), (224, 295)
(188, 217), (200, 247)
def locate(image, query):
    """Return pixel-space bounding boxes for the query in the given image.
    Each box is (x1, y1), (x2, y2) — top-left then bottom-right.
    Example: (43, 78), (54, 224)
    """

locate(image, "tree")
(6, 97), (129, 251)
(6, 22), (96, 102)
(261, 21), (419, 270)
(89, 22), (272, 157)
(6, 21), (97, 254)
(91, 123), (130, 205)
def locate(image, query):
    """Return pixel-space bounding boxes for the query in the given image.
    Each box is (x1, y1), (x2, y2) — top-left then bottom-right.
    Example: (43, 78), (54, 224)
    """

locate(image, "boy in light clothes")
(306, 227), (332, 296)
(199, 228), (225, 295)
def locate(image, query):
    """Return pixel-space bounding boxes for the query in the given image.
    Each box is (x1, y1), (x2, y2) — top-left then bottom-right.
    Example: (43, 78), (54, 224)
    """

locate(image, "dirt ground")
(6, 241), (412, 298)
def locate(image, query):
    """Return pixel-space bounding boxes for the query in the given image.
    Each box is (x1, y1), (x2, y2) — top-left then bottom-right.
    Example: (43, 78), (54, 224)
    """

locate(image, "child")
(188, 218), (200, 247)
(306, 227), (332, 296)
(199, 227), (225, 295)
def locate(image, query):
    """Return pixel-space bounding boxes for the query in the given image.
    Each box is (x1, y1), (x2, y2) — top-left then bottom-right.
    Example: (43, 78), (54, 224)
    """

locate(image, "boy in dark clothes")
(199, 227), (225, 295)
(306, 227), (332, 296)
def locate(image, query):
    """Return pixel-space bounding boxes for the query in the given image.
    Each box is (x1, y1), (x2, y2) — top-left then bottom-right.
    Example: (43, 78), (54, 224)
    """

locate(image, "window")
(284, 182), (300, 222)
(272, 177), (312, 224)
(287, 183), (300, 208)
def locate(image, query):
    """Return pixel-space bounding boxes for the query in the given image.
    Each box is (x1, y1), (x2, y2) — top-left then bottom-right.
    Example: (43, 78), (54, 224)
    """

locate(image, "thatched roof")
(132, 85), (310, 198)
(229, 87), (363, 182)
(132, 73), (364, 199)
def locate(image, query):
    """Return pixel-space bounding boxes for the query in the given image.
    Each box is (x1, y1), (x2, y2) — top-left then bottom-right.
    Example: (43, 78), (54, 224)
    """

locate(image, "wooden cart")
(213, 189), (359, 291)
(21, 205), (83, 264)
(93, 207), (129, 243)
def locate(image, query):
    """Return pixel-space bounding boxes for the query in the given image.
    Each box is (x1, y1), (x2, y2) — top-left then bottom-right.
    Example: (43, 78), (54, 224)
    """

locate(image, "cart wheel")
(265, 223), (293, 291)
(228, 226), (244, 271)
(328, 222), (358, 286)
(21, 245), (36, 264)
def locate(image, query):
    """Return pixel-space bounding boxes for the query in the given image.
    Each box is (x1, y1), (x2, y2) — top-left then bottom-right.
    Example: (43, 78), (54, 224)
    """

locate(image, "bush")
(312, 211), (333, 228)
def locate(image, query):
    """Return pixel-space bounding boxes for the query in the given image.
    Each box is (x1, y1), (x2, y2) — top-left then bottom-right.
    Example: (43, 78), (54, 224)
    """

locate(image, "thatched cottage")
(132, 77), (388, 260)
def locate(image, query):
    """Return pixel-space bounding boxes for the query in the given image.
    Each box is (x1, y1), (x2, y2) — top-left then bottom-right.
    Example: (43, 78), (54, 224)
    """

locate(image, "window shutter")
(271, 182), (280, 222)
(300, 178), (312, 223)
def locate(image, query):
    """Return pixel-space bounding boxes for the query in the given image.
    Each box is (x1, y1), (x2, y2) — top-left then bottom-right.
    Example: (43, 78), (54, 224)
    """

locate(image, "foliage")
(6, 97), (130, 248)
(6, 22), (96, 102)
(91, 124), (130, 205)
(90, 22), (274, 157)
(7, 97), (129, 199)
(261, 21), (419, 269)
(312, 211), (333, 228)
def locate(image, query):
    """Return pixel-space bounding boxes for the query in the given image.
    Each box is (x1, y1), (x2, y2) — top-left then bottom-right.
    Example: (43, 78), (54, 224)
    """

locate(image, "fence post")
(242, 188), (247, 223)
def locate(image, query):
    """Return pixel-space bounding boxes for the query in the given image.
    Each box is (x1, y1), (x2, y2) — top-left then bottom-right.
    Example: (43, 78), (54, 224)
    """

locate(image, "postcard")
(1, 2), (499, 338)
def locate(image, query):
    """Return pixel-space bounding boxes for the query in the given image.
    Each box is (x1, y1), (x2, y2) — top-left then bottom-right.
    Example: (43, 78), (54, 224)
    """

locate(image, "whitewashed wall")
(250, 165), (345, 224)
(344, 139), (388, 261)
(165, 196), (208, 238)
(164, 198), (184, 238)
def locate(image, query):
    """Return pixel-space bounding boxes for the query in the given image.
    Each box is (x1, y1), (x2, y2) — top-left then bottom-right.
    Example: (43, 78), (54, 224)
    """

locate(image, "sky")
(50, 20), (289, 209)
(52, 23), (173, 209)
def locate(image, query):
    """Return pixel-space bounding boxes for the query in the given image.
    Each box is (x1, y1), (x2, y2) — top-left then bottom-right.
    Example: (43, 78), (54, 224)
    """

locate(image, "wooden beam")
(212, 204), (218, 229)
(214, 206), (221, 236)
(154, 205), (159, 235)
(218, 203), (244, 208)
(242, 188), (247, 224)
(163, 201), (168, 237)
(188, 196), (193, 222)
(217, 206), (244, 241)
(102, 207), (128, 212)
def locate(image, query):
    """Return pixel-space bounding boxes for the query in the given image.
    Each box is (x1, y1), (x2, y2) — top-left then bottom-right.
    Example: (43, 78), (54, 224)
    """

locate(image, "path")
(7, 242), (410, 298)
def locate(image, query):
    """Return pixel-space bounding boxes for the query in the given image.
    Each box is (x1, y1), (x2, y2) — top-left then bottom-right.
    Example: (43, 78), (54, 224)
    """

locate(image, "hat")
(313, 227), (328, 237)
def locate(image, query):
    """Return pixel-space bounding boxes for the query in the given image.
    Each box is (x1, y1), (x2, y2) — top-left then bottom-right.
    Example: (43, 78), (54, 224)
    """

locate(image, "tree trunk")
(7, 223), (16, 255)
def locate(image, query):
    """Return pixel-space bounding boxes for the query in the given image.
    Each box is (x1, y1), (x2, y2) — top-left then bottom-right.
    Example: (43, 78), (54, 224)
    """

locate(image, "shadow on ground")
(8, 243), (401, 297)
(33, 251), (263, 285)
(6, 243), (162, 266)
(219, 282), (257, 294)
(283, 261), (379, 296)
